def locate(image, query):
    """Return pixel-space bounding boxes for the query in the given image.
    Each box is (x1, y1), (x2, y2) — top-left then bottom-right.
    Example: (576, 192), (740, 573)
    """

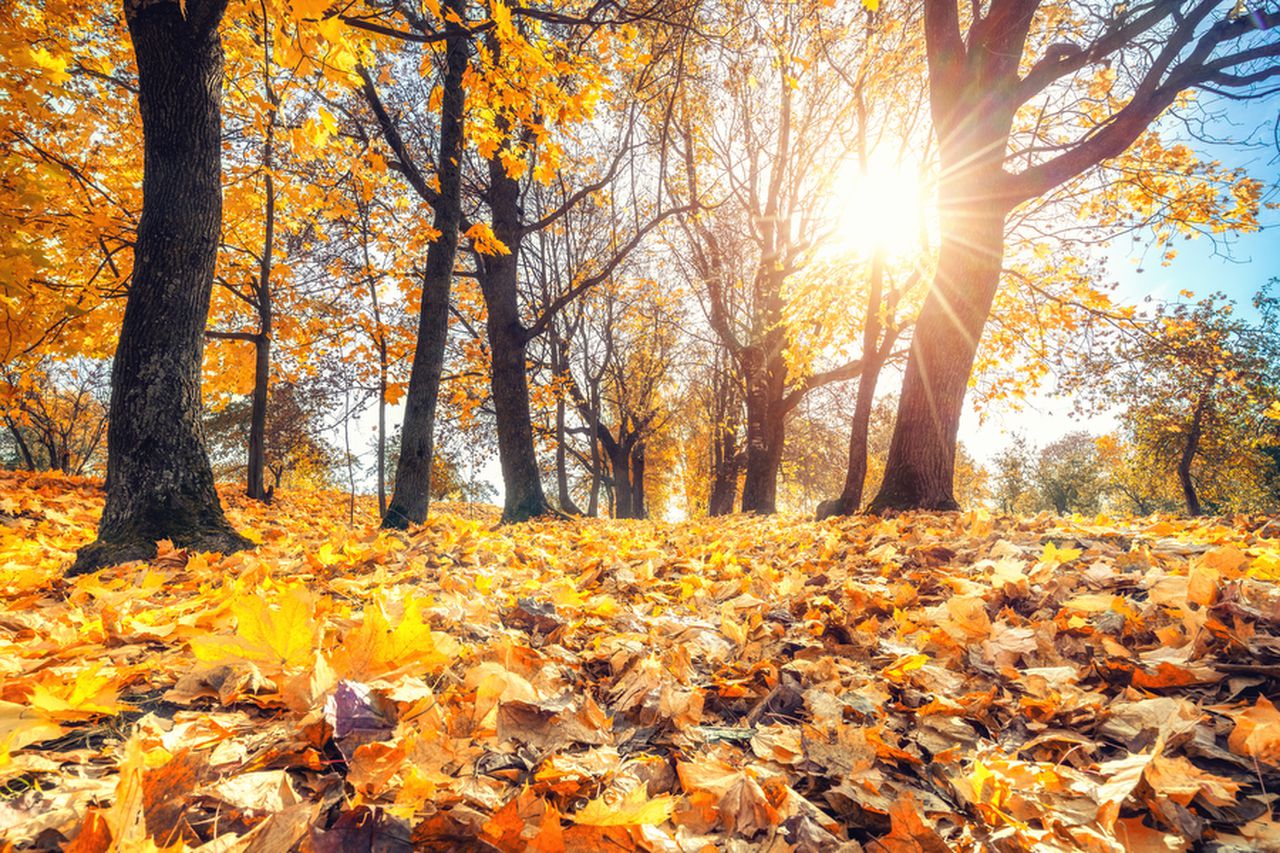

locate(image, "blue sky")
(965, 96), (1280, 463)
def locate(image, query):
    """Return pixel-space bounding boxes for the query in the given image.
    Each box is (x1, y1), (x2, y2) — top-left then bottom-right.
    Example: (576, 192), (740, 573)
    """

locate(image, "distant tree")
(1035, 431), (1107, 515)
(953, 442), (992, 509)
(205, 382), (340, 495)
(1064, 290), (1280, 515)
(1095, 432), (1180, 515)
(991, 434), (1035, 514)
(0, 359), (109, 475)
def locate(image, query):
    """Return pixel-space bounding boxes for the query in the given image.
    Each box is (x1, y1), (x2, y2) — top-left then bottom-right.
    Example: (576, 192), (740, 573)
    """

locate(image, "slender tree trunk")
(554, 397), (582, 514)
(552, 338), (582, 514)
(869, 198), (1007, 513)
(246, 41), (275, 502)
(5, 417), (36, 471)
(708, 419), (738, 516)
(246, 330), (270, 499)
(587, 384), (601, 517)
(382, 0), (467, 529)
(1179, 391), (1210, 517)
(72, 0), (248, 575)
(377, 365), (387, 516)
(820, 253), (889, 519)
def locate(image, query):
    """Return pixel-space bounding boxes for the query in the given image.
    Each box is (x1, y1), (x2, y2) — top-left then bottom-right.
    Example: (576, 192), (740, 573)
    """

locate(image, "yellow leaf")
(1041, 541), (1082, 565)
(882, 653), (928, 681)
(465, 222), (511, 256)
(28, 48), (70, 85)
(190, 586), (319, 673)
(572, 784), (676, 826)
(27, 665), (130, 722)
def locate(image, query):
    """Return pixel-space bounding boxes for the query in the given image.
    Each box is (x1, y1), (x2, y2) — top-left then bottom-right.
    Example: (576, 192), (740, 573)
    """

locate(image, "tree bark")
(1179, 389), (1210, 517)
(739, 347), (787, 513)
(708, 419), (738, 516)
(381, 0), (467, 529)
(246, 22), (276, 503)
(629, 441), (646, 519)
(72, 0), (249, 575)
(478, 137), (551, 522)
(869, 202), (1007, 513)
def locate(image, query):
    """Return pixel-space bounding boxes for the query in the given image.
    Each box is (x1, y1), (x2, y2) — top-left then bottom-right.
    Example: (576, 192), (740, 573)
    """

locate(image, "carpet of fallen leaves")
(2, 472), (1280, 852)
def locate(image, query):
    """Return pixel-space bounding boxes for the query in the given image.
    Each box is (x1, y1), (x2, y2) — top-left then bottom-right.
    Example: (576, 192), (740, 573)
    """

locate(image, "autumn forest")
(3, 0), (1280, 849)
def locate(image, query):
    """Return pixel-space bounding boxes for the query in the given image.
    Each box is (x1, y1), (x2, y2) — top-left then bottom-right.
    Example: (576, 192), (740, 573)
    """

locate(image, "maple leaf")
(464, 223), (511, 256)
(27, 665), (131, 722)
(189, 585), (319, 673)
(1228, 696), (1280, 765)
(1040, 541), (1083, 565)
(571, 784), (675, 826)
(329, 594), (460, 678)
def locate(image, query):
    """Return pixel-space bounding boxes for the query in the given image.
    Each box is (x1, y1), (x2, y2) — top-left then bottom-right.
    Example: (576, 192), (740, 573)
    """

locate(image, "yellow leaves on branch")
(465, 221), (511, 256)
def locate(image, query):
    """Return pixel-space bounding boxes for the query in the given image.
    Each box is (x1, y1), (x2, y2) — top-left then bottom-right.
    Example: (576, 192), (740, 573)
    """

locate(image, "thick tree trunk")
(740, 394), (785, 512)
(382, 0), (467, 529)
(481, 253), (550, 521)
(739, 350), (786, 513)
(869, 203), (1007, 513)
(72, 0), (248, 575)
(608, 442), (633, 519)
(478, 142), (550, 522)
(630, 442), (646, 519)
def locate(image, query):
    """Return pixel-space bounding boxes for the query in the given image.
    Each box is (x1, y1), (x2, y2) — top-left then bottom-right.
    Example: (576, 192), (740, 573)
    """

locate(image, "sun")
(824, 157), (927, 259)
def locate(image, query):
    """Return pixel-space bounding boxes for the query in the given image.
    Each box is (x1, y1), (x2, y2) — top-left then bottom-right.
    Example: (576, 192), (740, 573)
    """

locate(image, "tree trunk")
(587, 384), (601, 517)
(377, 366), (387, 516)
(72, 0), (249, 575)
(246, 331), (270, 499)
(630, 442), (646, 519)
(481, 254), (550, 522)
(820, 362), (881, 519)
(478, 140), (550, 522)
(820, 253), (890, 519)
(608, 443), (632, 518)
(4, 417), (36, 470)
(739, 349), (786, 513)
(382, 0), (467, 529)
(708, 417), (738, 516)
(246, 51), (275, 502)
(869, 202), (1007, 513)
(1178, 390), (1209, 517)
(552, 337), (582, 514)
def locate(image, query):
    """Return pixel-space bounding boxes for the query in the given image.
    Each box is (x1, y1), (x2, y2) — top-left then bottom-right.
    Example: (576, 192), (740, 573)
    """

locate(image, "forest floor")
(1, 471), (1279, 852)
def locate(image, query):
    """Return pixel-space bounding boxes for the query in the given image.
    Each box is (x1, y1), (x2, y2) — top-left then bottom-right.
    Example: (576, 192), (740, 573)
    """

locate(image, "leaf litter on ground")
(1, 471), (1280, 851)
